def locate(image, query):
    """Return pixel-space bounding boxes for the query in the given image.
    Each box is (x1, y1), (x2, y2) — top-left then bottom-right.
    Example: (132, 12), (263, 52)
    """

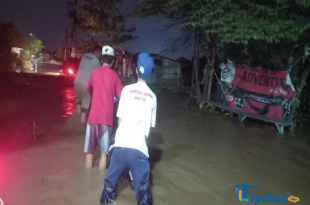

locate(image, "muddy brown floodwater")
(0, 73), (309, 205)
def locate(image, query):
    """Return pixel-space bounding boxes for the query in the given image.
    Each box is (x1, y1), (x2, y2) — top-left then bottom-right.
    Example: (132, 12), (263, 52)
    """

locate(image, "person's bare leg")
(76, 104), (81, 114)
(99, 153), (107, 170)
(81, 93), (91, 123)
(85, 154), (93, 169)
(81, 112), (87, 123)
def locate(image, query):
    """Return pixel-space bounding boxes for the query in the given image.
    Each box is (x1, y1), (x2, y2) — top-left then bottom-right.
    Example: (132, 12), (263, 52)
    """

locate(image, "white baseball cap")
(102, 45), (114, 56)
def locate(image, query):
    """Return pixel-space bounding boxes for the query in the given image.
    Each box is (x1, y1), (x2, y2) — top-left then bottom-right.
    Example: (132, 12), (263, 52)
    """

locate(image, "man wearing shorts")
(74, 45), (102, 123)
(84, 45), (123, 170)
(100, 52), (156, 205)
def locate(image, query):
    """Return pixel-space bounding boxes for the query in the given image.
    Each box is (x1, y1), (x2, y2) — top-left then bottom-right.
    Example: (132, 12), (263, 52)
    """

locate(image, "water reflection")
(62, 87), (75, 118)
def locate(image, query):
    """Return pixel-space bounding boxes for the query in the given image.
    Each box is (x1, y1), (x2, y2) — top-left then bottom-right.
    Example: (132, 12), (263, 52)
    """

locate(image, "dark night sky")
(0, 0), (193, 59)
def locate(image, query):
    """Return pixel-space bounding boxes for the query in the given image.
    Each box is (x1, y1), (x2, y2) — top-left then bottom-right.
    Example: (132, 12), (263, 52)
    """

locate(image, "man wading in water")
(74, 45), (102, 123)
(100, 52), (157, 205)
(84, 46), (123, 170)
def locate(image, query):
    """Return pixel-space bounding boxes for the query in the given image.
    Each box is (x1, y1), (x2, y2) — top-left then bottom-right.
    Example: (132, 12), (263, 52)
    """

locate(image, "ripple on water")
(62, 87), (76, 118)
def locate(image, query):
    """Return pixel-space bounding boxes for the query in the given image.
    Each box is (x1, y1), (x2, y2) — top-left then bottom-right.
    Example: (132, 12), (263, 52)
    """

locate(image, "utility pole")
(65, 0), (78, 60)
(71, 0), (78, 47)
(64, 29), (68, 60)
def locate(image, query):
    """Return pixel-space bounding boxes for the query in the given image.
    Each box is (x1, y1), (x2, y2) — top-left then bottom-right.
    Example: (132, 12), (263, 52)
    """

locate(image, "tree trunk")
(194, 57), (202, 103)
(192, 33), (202, 104)
(189, 36), (196, 101)
(206, 39), (216, 102)
(202, 64), (209, 102)
(289, 66), (310, 121)
(190, 57), (195, 96)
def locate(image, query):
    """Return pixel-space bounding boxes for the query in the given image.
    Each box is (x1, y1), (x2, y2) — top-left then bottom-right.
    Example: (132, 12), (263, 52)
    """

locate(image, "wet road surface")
(0, 73), (309, 205)
(25, 61), (62, 75)
(36, 61), (61, 74)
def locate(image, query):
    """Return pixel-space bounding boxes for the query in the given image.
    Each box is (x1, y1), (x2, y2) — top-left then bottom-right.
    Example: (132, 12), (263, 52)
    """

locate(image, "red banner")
(220, 63), (296, 120)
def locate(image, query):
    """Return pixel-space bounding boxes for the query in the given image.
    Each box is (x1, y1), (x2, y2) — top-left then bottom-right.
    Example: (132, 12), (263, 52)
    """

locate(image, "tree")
(0, 22), (22, 71)
(0, 22), (43, 71)
(67, 0), (137, 46)
(20, 36), (43, 59)
(135, 0), (309, 103)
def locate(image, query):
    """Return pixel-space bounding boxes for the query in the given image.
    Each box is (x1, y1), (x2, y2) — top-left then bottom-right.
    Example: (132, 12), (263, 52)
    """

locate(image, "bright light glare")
(44, 72), (61, 76)
(68, 69), (74, 75)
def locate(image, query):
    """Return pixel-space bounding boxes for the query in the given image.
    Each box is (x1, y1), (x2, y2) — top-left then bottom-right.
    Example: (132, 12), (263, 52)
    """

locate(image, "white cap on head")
(102, 45), (114, 56)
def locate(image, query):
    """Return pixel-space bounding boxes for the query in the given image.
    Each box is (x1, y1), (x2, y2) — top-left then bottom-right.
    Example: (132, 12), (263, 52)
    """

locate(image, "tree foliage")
(20, 36), (42, 58)
(136, 0), (308, 44)
(135, 0), (310, 126)
(0, 22), (22, 71)
(68, 0), (137, 45)
(0, 22), (43, 71)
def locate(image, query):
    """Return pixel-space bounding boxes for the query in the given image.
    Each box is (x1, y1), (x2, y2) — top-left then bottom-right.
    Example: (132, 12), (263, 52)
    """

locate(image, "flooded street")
(0, 73), (309, 205)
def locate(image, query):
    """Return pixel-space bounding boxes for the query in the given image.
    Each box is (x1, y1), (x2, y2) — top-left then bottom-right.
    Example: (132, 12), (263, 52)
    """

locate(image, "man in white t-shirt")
(74, 45), (102, 123)
(100, 52), (156, 205)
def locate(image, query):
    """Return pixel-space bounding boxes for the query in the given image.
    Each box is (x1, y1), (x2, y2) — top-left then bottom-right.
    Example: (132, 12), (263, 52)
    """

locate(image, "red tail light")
(68, 69), (74, 75)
